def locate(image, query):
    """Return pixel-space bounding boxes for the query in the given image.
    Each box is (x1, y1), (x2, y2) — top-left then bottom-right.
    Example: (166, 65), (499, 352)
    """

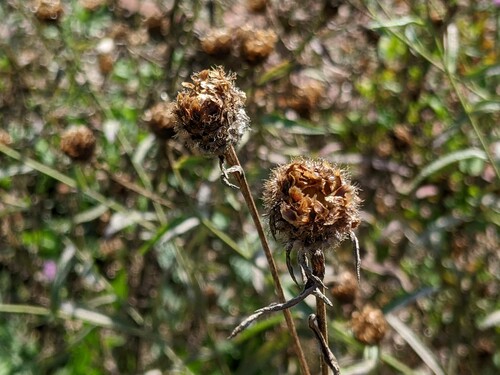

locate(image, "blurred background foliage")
(0, 0), (499, 374)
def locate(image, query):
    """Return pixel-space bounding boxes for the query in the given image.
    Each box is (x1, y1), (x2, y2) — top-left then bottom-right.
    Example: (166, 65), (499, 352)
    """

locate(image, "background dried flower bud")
(287, 80), (325, 118)
(247, 0), (267, 13)
(144, 101), (178, 139)
(238, 27), (277, 65)
(263, 158), (361, 249)
(60, 126), (96, 162)
(80, 0), (106, 11)
(98, 53), (114, 75)
(200, 29), (233, 57)
(175, 66), (249, 155)
(331, 271), (358, 303)
(351, 305), (388, 345)
(0, 130), (12, 145)
(34, 0), (63, 22)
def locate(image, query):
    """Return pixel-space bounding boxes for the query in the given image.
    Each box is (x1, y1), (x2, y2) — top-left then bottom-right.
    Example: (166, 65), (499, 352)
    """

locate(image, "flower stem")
(224, 146), (311, 375)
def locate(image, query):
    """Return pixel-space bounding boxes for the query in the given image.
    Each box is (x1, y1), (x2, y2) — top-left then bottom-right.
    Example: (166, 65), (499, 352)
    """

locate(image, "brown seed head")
(331, 271), (358, 303)
(239, 27), (277, 65)
(34, 0), (63, 22)
(288, 80), (325, 118)
(144, 101), (178, 139)
(60, 126), (96, 162)
(80, 0), (106, 11)
(351, 305), (388, 345)
(263, 158), (361, 248)
(175, 66), (249, 155)
(247, 0), (267, 13)
(200, 29), (233, 57)
(0, 130), (12, 146)
(98, 53), (114, 75)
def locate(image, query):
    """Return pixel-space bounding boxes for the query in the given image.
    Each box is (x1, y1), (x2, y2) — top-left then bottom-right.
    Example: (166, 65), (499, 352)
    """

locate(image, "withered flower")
(264, 157), (362, 285)
(34, 0), (63, 22)
(200, 29), (233, 57)
(0, 130), (12, 145)
(239, 27), (277, 65)
(331, 271), (358, 303)
(175, 66), (249, 155)
(264, 158), (361, 249)
(60, 126), (96, 162)
(247, 0), (267, 13)
(351, 305), (388, 345)
(287, 80), (325, 118)
(144, 101), (178, 139)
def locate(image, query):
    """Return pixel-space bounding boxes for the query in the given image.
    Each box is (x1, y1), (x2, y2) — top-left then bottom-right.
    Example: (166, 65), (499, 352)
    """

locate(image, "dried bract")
(351, 305), (388, 345)
(144, 101), (178, 139)
(239, 27), (277, 65)
(200, 29), (233, 57)
(175, 66), (249, 155)
(60, 126), (96, 162)
(263, 158), (361, 249)
(34, 0), (63, 22)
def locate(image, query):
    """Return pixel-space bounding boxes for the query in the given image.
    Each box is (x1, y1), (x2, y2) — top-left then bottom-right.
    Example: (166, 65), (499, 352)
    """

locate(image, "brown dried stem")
(311, 249), (330, 375)
(223, 145), (311, 375)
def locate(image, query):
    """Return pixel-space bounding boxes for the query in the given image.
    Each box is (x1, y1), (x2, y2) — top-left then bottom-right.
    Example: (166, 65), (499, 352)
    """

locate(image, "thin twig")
(309, 314), (341, 375)
(229, 284), (317, 339)
(223, 146), (311, 375)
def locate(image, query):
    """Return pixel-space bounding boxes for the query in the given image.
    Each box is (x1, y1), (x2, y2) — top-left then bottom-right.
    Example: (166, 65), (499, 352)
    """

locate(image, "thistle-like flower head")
(175, 66), (249, 155)
(263, 158), (361, 249)
(60, 126), (96, 162)
(351, 305), (388, 345)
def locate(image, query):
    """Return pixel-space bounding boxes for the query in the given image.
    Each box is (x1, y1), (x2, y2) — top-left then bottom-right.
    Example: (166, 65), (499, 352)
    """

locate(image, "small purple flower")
(43, 260), (57, 281)
(494, 0), (500, 6)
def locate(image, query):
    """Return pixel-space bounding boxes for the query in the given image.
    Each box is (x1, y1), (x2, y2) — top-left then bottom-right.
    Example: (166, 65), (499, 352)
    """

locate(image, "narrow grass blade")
(399, 148), (488, 194)
(386, 314), (445, 375)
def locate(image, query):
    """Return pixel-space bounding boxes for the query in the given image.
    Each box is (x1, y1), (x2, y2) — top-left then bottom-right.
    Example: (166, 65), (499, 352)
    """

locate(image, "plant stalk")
(224, 146), (311, 375)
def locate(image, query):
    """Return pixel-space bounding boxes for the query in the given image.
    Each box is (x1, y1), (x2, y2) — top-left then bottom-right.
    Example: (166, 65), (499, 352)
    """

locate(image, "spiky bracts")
(175, 66), (249, 156)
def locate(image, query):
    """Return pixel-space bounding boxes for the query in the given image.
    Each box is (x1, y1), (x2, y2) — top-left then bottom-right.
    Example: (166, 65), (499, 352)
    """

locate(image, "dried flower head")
(263, 158), (361, 249)
(351, 305), (388, 345)
(331, 271), (358, 303)
(0, 130), (12, 145)
(239, 27), (277, 65)
(287, 80), (325, 118)
(144, 101), (178, 139)
(200, 29), (233, 57)
(34, 0), (63, 22)
(80, 0), (106, 11)
(247, 0), (267, 13)
(98, 53), (114, 74)
(175, 66), (249, 155)
(60, 126), (96, 162)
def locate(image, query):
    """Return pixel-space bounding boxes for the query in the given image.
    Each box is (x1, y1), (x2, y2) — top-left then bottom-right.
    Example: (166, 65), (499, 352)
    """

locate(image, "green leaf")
(478, 310), (500, 330)
(444, 24), (459, 74)
(369, 16), (424, 29)
(472, 100), (500, 114)
(257, 60), (293, 85)
(399, 148), (488, 194)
